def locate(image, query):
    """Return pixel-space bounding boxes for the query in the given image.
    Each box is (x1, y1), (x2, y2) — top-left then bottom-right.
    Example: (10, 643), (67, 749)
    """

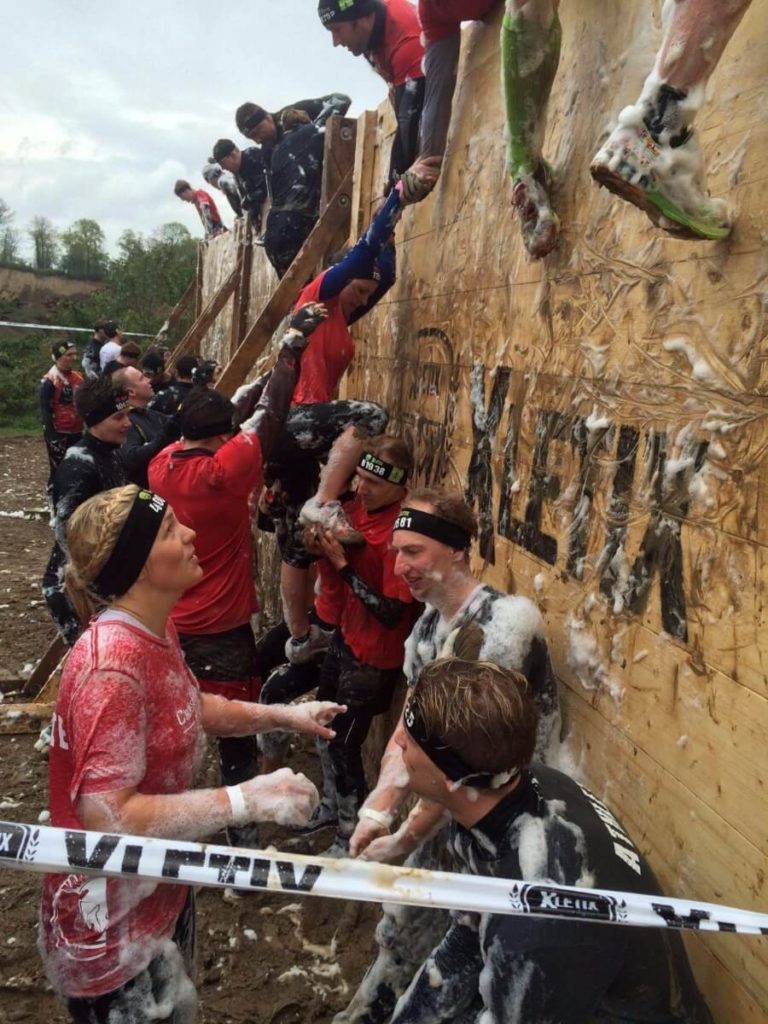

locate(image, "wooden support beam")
(166, 263), (240, 372)
(0, 703), (56, 735)
(229, 217), (254, 361)
(195, 245), (205, 318)
(153, 277), (197, 349)
(19, 636), (66, 701)
(351, 109), (379, 242)
(318, 117), (357, 271)
(216, 168), (353, 397)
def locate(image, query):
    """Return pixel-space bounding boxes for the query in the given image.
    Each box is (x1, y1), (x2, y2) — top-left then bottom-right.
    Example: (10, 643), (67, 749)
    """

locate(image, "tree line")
(2, 197), (113, 280)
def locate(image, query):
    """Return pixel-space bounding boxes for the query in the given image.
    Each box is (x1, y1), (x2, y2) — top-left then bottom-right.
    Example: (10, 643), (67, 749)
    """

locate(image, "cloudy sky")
(0, 1), (392, 257)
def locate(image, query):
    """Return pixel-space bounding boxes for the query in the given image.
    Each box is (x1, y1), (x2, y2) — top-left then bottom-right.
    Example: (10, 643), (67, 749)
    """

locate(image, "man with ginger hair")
(384, 658), (713, 1023)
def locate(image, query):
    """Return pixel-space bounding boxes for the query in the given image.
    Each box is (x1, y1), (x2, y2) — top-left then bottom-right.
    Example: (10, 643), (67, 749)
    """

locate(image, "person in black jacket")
(212, 140), (269, 233)
(81, 320), (109, 379)
(381, 659), (713, 1024)
(149, 355), (199, 417)
(202, 159), (243, 219)
(42, 377), (131, 645)
(110, 366), (180, 488)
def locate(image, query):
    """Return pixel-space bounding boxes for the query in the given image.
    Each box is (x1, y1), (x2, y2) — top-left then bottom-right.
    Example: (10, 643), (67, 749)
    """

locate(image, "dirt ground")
(0, 435), (379, 1024)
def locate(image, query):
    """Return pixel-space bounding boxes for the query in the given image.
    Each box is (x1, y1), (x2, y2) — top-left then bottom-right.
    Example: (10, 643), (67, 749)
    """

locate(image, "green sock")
(501, 6), (562, 181)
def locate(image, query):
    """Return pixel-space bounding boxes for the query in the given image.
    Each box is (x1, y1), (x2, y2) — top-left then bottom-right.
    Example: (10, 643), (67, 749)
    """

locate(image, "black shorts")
(179, 623), (260, 702)
(267, 400), (388, 569)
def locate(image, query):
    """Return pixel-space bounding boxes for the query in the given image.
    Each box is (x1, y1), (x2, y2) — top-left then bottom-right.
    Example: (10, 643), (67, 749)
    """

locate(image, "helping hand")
(398, 156), (442, 205)
(285, 700), (347, 740)
(240, 768), (319, 826)
(290, 302), (329, 337)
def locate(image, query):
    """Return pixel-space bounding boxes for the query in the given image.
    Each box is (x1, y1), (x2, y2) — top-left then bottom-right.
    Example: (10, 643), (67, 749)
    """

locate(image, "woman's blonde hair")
(64, 485), (139, 625)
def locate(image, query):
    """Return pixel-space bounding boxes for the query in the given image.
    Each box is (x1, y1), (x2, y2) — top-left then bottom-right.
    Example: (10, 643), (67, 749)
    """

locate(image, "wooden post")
(152, 276), (197, 348)
(195, 244), (205, 318)
(216, 168), (353, 397)
(351, 109), (379, 242)
(229, 217), (254, 362)
(318, 116), (357, 269)
(19, 636), (66, 700)
(166, 263), (240, 372)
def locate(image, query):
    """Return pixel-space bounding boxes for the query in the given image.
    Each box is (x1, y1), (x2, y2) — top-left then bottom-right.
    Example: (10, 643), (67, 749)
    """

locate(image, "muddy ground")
(0, 436), (379, 1024)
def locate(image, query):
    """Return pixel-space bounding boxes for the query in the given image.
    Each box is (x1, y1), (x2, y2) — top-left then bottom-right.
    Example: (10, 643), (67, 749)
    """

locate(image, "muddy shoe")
(285, 624), (334, 665)
(590, 120), (731, 241)
(299, 497), (365, 548)
(511, 164), (559, 259)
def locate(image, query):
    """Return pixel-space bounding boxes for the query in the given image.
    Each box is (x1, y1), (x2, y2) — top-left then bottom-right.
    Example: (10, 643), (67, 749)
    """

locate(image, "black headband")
(393, 508), (472, 551)
(403, 693), (519, 790)
(92, 490), (168, 600)
(358, 451), (408, 485)
(84, 392), (130, 427)
(241, 108), (267, 132)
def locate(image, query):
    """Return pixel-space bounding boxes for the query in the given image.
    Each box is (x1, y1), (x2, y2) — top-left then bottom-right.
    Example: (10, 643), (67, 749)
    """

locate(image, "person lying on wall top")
(211, 139), (269, 238)
(318, 0), (425, 187)
(202, 158), (243, 218)
(173, 179), (228, 239)
(231, 91), (352, 277)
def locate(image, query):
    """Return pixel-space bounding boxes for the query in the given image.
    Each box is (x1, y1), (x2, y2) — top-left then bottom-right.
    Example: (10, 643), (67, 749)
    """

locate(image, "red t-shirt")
(291, 271), (355, 406)
(315, 558), (345, 626)
(372, 0), (425, 86)
(338, 497), (418, 668)
(43, 367), (84, 433)
(148, 433), (264, 634)
(41, 615), (205, 999)
(194, 188), (223, 228)
(418, 0), (497, 46)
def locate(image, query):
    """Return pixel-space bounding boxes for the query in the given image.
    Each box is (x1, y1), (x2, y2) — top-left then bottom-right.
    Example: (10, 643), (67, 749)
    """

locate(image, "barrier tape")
(0, 320), (153, 338)
(1, 820), (766, 935)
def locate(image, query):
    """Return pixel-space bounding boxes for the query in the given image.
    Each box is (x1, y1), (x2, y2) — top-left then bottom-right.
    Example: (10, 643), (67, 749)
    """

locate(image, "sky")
(0, 1), (393, 258)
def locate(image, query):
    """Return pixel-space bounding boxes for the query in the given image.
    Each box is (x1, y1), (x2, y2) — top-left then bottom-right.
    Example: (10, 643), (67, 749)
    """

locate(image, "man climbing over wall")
(233, 93), (352, 277)
(382, 658), (714, 1024)
(202, 159), (243, 218)
(408, 0), (562, 260)
(256, 157), (438, 667)
(590, 0), (752, 240)
(173, 179), (227, 238)
(317, 0), (425, 187)
(212, 140), (269, 236)
(335, 488), (561, 1023)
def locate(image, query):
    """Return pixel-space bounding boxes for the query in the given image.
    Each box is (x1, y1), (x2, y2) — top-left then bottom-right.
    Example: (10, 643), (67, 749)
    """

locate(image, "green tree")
(28, 216), (60, 270)
(59, 218), (109, 279)
(0, 200), (25, 267)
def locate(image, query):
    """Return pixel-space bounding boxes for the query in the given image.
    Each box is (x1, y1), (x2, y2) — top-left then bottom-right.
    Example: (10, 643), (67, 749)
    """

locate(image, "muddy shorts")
(267, 400), (388, 569)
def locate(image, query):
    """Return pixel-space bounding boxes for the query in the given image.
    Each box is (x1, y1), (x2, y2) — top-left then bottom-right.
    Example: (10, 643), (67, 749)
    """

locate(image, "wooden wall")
(197, 1), (767, 1017)
(341, 2), (768, 1020)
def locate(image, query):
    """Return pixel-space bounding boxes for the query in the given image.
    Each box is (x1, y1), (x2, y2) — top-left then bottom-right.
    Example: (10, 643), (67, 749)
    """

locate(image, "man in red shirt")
(296, 434), (418, 854)
(173, 179), (227, 238)
(39, 340), (84, 498)
(148, 304), (325, 844)
(318, 0), (426, 186)
(259, 162), (437, 666)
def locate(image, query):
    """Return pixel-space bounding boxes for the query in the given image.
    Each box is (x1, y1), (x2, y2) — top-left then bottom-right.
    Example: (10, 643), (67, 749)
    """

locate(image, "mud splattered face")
(56, 348), (78, 371)
(141, 507), (201, 596)
(392, 502), (465, 603)
(219, 150), (241, 174)
(340, 277), (378, 315)
(328, 18), (372, 56)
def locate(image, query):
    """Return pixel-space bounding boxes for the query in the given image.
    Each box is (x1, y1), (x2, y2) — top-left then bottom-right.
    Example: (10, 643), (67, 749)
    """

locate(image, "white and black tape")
(0, 820), (766, 935)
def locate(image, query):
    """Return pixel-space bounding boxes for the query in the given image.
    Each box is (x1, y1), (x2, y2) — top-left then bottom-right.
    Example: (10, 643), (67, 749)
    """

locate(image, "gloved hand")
(289, 302), (329, 337)
(239, 768), (319, 827)
(397, 156), (442, 205)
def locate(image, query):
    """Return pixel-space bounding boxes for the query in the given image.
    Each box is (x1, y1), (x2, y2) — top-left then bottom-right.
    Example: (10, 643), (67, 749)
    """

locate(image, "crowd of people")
(31, 0), (753, 1020)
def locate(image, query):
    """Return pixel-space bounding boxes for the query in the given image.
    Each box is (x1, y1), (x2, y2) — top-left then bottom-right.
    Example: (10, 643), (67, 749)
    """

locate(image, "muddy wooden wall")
(197, 1), (767, 1018)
